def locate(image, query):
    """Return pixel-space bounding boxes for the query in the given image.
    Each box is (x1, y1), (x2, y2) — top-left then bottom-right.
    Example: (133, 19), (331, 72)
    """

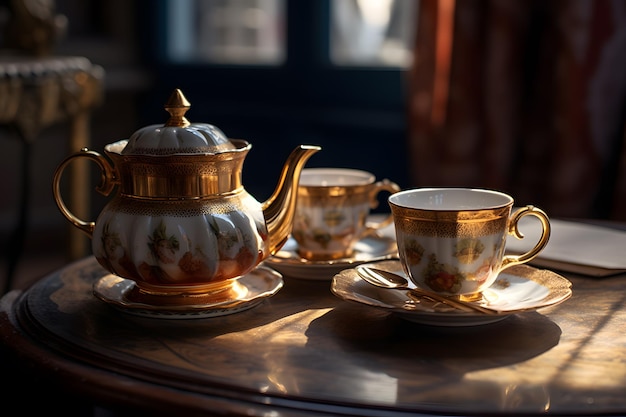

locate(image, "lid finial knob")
(164, 89), (191, 127)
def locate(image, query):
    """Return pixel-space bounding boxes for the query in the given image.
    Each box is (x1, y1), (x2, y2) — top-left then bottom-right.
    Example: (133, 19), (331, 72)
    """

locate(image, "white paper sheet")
(505, 218), (626, 276)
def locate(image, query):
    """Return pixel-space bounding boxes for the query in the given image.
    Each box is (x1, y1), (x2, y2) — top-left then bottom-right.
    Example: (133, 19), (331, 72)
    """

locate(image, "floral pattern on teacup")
(323, 209), (347, 227)
(399, 237), (501, 294)
(293, 206), (364, 256)
(453, 238), (484, 264)
(423, 254), (464, 293)
(402, 237), (425, 264)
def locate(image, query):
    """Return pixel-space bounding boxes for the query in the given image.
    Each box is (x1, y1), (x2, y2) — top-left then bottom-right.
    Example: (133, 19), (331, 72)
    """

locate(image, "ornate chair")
(0, 0), (104, 293)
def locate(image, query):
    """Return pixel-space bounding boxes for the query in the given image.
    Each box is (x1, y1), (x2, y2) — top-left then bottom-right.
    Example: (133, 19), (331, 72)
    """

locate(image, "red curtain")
(407, 0), (626, 220)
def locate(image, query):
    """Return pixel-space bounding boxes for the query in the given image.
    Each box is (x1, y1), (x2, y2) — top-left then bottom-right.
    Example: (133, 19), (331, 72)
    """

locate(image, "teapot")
(53, 89), (320, 300)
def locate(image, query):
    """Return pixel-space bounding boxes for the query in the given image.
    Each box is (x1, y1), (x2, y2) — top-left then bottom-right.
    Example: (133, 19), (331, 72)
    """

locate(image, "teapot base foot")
(128, 279), (248, 307)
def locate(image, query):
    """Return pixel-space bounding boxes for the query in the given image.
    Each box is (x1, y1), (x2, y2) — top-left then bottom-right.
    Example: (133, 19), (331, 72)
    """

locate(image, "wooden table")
(1, 255), (625, 416)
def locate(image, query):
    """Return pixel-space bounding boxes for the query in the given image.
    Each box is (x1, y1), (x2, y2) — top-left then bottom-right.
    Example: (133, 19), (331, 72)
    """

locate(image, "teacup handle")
(364, 179), (401, 234)
(500, 205), (551, 271)
(52, 148), (118, 238)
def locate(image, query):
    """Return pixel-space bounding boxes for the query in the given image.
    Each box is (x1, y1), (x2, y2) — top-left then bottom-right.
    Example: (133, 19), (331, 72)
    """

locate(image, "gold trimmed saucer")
(331, 260), (572, 326)
(93, 265), (283, 319)
(264, 234), (397, 280)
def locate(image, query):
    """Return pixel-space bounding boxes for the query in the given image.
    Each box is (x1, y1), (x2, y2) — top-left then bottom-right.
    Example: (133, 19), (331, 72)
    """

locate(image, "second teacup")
(292, 168), (401, 261)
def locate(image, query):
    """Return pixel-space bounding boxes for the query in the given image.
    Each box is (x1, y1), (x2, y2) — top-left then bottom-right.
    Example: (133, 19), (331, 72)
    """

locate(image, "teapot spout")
(262, 145), (321, 255)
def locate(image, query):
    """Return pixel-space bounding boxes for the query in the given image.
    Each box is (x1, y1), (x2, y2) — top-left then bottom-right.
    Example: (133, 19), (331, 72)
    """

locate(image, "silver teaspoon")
(355, 266), (500, 315)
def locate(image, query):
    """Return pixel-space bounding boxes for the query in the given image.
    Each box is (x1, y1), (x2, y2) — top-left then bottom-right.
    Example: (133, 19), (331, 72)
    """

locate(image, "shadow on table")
(309, 303), (560, 385)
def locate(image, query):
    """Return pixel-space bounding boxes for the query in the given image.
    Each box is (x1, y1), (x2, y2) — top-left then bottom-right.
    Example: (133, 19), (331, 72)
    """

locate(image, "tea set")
(53, 89), (572, 325)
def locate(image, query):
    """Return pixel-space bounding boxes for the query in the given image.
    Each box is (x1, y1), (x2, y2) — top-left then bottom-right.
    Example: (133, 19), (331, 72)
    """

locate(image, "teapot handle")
(52, 148), (117, 238)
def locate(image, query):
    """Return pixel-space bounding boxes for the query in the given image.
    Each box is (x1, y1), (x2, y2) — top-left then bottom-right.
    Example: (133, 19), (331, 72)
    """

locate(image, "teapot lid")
(121, 89), (237, 155)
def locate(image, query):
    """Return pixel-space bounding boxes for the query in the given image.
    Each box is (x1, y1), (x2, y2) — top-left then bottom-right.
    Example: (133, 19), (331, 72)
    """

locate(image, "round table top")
(1, 256), (626, 416)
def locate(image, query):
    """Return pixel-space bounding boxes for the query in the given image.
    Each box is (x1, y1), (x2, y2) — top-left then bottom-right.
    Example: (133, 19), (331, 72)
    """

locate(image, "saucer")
(331, 260), (572, 326)
(93, 265), (283, 319)
(264, 234), (397, 280)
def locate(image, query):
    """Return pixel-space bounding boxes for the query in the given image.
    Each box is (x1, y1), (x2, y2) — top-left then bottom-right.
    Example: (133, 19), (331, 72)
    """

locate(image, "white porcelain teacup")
(388, 188), (551, 298)
(292, 168), (400, 261)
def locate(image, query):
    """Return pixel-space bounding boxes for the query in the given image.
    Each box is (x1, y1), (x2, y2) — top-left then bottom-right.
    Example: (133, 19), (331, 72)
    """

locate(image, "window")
(164, 0), (415, 67)
(166, 0), (286, 65)
(141, 0), (418, 200)
(330, 0), (415, 67)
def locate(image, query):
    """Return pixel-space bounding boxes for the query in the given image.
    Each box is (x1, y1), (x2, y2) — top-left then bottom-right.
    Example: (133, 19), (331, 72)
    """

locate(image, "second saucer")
(264, 234), (397, 280)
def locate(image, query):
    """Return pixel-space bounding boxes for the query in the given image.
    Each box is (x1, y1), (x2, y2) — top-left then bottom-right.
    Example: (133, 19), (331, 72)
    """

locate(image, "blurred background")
(1, 0), (625, 289)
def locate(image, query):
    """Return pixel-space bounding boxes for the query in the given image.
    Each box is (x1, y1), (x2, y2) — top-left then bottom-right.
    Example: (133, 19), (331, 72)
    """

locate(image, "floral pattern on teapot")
(94, 202), (268, 286)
